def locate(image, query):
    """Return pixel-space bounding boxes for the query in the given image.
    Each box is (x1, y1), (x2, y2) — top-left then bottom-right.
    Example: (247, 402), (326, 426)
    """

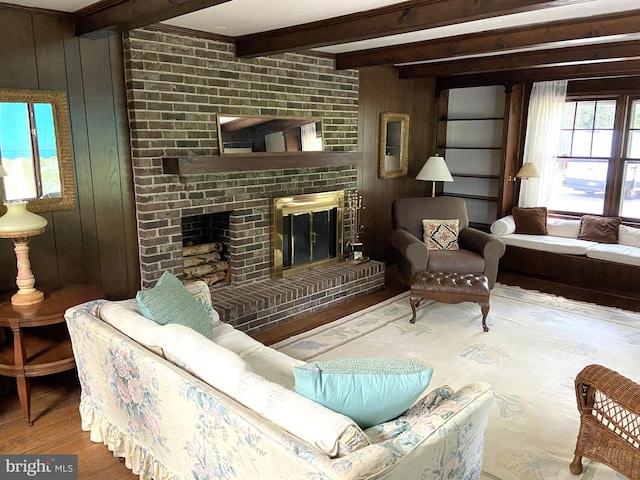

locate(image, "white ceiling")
(5, 0), (640, 66)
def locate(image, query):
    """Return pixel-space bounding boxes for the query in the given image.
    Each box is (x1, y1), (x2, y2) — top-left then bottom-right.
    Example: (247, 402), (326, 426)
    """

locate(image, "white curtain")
(301, 122), (322, 151)
(519, 80), (568, 207)
(301, 122), (316, 151)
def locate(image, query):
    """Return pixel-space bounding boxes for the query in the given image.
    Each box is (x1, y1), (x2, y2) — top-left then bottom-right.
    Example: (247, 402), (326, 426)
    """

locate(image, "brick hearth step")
(210, 260), (385, 335)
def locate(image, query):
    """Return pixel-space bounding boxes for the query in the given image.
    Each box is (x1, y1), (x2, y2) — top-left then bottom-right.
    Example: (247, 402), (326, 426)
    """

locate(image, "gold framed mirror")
(0, 88), (76, 213)
(378, 112), (409, 179)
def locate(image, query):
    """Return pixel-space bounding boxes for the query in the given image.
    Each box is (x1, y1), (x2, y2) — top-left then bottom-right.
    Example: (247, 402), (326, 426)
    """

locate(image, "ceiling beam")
(75, 0), (232, 37)
(234, 0), (587, 58)
(398, 40), (640, 78)
(336, 10), (640, 69)
(433, 58), (640, 90)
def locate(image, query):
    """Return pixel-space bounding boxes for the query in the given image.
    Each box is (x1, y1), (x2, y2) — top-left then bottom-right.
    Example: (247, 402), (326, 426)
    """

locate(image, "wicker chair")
(570, 364), (640, 478)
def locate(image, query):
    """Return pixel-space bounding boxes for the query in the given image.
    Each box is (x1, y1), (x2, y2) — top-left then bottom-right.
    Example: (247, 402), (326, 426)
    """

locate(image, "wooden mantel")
(162, 151), (363, 175)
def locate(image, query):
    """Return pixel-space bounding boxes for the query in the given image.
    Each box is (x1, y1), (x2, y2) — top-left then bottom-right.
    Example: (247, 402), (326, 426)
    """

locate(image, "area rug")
(273, 284), (640, 480)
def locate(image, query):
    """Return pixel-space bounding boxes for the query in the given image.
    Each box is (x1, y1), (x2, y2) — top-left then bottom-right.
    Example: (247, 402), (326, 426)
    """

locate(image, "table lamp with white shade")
(416, 153), (454, 197)
(0, 166), (48, 305)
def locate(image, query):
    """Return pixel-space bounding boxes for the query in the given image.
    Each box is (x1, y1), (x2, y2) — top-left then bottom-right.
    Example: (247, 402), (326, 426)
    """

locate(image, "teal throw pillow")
(136, 272), (212, 338)
(293, 358), (433, 429)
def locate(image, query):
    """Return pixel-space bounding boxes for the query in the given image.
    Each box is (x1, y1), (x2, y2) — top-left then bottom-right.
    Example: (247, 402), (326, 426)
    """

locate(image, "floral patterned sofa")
(65, 280), (494, 480)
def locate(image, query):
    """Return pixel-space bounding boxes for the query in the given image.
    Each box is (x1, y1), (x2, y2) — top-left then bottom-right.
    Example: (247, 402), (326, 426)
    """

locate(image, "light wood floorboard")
(1, 268), (636, 479)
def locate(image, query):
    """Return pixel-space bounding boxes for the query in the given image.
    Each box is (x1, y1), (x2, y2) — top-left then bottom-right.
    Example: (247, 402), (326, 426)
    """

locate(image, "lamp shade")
(516, 162), (540, 179)
(416, 155), (454, 182)
(0, 163), (7, 177)
(0, 201), (48, 235)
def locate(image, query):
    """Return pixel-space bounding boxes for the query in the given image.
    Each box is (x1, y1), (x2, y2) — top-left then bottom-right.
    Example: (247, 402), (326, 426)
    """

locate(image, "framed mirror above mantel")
(217, 115), (324, 154)
(163, 112), (361, 175)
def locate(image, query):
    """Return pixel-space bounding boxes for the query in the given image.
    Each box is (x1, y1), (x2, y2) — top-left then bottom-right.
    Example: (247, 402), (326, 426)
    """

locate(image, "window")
(620, 100), (640, 217)
(546, 96), (640, 220)
(0, 101), (60, 201)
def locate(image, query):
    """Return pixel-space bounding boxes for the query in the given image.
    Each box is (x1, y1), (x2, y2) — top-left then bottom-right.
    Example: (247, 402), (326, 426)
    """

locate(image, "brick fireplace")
(124, 28), (385, 334)
(144, 175), (385, 334)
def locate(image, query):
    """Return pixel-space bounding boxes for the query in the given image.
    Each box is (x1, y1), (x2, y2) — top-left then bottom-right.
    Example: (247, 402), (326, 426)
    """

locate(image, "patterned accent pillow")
(422, 219), (459, 250)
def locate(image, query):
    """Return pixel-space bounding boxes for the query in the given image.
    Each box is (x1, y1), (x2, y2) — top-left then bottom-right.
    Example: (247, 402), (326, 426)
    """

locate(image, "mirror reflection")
(0, 89), (75, 213)
(217, 115), (323, 154)
(379, 112), (409, 179)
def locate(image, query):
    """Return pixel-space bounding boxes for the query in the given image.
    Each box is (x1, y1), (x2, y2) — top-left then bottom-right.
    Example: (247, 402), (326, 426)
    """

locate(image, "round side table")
(0, 284), (105, 424)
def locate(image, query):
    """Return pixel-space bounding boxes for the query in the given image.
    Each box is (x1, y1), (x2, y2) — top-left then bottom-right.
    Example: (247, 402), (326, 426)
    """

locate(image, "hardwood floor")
(0, 268), (637, 479)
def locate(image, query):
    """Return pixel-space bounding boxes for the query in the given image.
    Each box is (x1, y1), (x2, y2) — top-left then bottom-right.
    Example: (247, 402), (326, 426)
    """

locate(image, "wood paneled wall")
(358, 67), (436, 264)
(0, 7), (138, 300)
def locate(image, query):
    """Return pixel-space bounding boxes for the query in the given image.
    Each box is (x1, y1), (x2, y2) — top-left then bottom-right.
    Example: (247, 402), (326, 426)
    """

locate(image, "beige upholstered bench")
(410, 271), (491, 332)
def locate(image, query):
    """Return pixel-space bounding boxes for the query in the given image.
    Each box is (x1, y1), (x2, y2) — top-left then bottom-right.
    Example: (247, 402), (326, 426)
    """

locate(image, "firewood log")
(182, 242), (223, 256)
(183, 252), (222, 268)
(201, 271), (227, 285)
(183, 261), (229, 278)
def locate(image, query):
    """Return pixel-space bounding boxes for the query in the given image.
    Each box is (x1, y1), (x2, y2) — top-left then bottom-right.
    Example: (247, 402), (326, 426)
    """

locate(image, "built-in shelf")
(162, 151), (363, 175)
(438, 146), (502, 151)
(438, 86), (507, 226)
(451, 173), (500, 179)
(438, 117), (504, 122)
(443, 193), (499, 202)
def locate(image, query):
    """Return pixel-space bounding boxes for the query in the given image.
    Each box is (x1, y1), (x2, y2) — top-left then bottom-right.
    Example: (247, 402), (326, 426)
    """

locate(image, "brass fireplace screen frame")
(272, 191), (344, 278)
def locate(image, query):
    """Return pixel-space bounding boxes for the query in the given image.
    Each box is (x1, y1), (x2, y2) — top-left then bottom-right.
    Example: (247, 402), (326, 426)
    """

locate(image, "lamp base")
(11, 288), (44, 306)
(2, 235), (46, 307)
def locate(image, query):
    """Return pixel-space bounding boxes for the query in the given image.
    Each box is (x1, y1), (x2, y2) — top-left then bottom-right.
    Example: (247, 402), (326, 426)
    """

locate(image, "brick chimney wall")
(123, 27), (360, 289)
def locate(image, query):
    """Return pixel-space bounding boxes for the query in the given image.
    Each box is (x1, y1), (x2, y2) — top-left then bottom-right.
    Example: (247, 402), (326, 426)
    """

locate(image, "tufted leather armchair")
(389, 197), (505, 289)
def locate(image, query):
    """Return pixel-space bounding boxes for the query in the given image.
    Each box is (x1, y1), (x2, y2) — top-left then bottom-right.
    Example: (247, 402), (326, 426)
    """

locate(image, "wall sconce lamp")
(416, 153), (454, 197)
(508, 162), (541, 183)
(0, 165), (48, 305)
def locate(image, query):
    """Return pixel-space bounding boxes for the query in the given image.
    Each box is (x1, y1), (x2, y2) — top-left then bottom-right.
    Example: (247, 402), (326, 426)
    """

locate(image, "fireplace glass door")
(272, 190), (344, 278)
(283, 208), (337, 269)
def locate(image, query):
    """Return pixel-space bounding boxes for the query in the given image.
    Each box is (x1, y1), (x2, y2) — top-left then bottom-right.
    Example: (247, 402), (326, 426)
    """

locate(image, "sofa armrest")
(459, 227), (506, 288)
(315, 383), (494, 479)
(389, 228), (429, 273)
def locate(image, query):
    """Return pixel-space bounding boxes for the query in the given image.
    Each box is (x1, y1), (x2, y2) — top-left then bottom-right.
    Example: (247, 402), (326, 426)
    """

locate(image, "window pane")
(632, 101), (640, 129)
(549, 159), (605, 214)
(561, 102), (576, 129)
(594, 100), (616, 128)
(629, 100), (640, 159)
(572, 130), (592, 157)
(619, 161), (640, 219)
(33, 103), (61, 198)
(592, 130), (613, 157)
(558, 130), (572, 156)
(575, 101), (595, 129)
(0, 102), (37, 200)
(628, 131), (640, 159)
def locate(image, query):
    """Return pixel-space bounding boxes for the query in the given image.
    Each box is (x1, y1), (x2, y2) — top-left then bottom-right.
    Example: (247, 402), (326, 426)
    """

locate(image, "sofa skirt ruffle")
(79, 402), (176, 480)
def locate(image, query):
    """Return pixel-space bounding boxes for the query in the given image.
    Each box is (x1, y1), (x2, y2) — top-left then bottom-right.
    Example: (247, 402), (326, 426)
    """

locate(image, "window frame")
(549, 93), (640, 221)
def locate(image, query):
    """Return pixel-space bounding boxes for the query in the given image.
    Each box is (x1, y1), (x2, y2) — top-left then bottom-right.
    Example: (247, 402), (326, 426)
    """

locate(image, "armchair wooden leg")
(570, 454), (583, 475)
(409, 296), (422, 324)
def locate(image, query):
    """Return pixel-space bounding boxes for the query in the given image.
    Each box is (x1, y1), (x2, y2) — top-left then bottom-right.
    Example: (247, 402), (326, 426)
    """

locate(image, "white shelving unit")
(438, 86), (506, 227)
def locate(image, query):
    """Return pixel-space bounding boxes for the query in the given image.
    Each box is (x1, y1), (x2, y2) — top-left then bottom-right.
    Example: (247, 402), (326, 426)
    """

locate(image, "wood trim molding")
(234, 0), (582, 58)
(162, 152), (363, 175)
(432, 58), (640, 90)
(336, 10), (640, 70)
(75, 0), (232, 37)
(399, 40), (640, 78)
